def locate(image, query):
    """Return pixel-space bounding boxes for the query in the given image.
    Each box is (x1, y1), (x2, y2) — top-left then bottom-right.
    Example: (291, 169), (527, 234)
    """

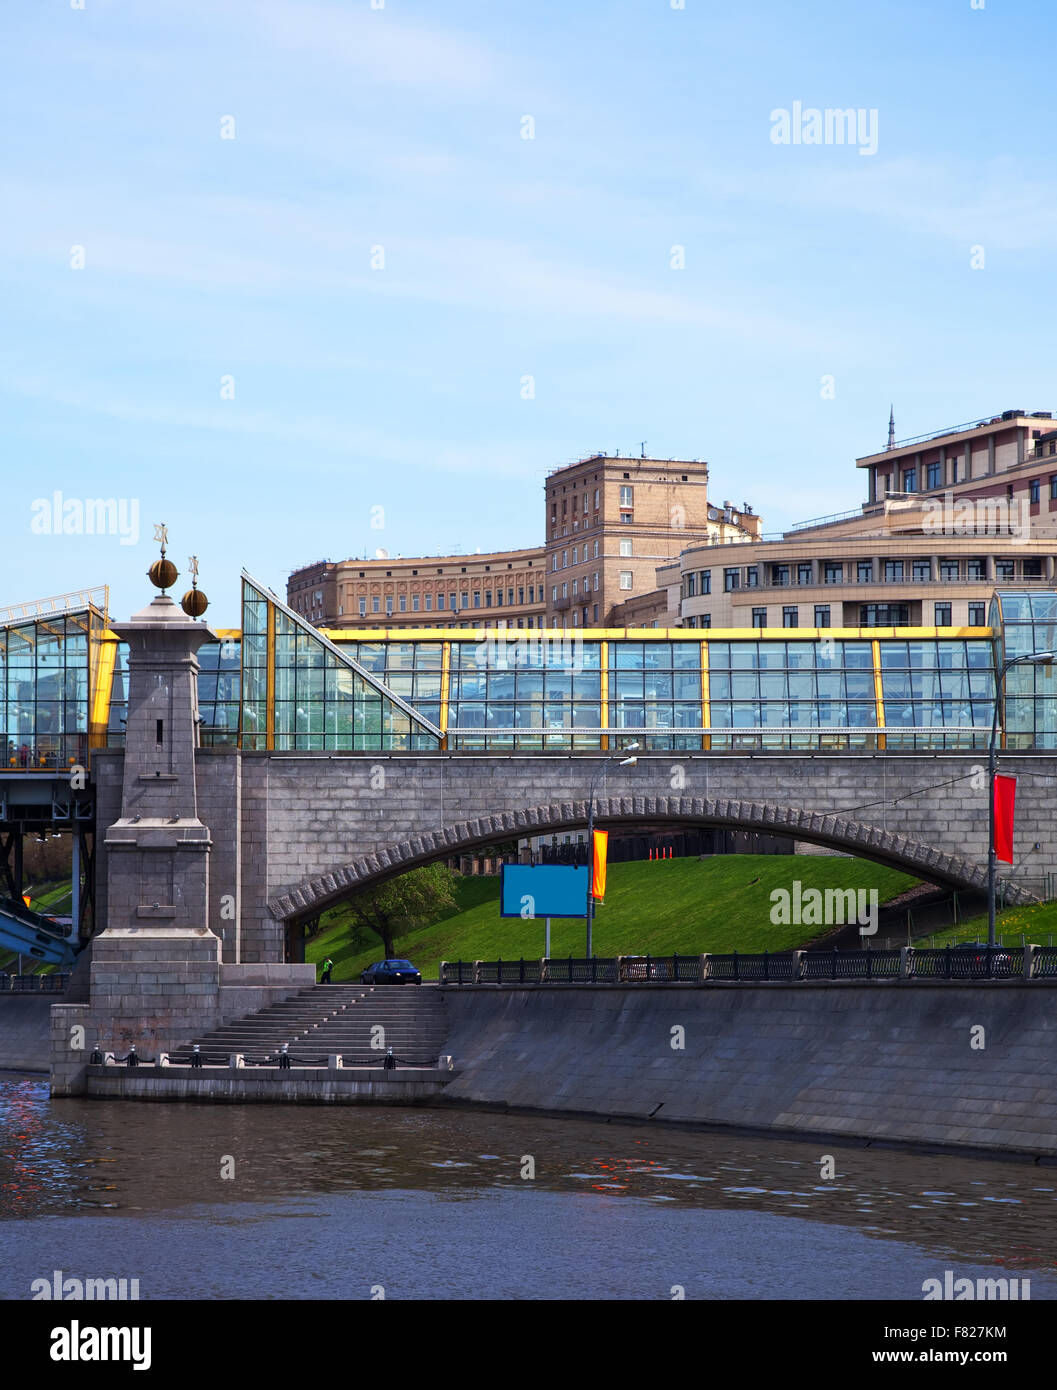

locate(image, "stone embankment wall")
(437, 982), (1057, 1158)
(0, 997), (53, 1073)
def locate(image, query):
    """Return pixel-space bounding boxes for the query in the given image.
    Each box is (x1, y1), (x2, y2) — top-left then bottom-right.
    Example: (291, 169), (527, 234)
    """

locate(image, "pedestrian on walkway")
(320, 956), (333, 984)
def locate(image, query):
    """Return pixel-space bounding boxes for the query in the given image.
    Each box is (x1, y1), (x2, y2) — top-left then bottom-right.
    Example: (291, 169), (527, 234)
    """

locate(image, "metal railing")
(0, 587), (108, 626)
(0, 973), (70, 992)
(440, 946), (1057, 984)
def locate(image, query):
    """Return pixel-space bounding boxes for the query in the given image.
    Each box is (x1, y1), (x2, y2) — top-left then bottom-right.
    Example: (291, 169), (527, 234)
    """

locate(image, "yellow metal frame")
(871, 639), (886, 752)
(89, 634), (118, 749)
(700, 639), (710, 751)
(600, 641), (609, 750)
(265, 602), (276, 751)
(439, 641), (451, 749)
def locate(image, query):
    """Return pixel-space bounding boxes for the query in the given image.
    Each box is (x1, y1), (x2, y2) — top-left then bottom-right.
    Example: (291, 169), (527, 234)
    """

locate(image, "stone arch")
(268, 795), (1034, 921)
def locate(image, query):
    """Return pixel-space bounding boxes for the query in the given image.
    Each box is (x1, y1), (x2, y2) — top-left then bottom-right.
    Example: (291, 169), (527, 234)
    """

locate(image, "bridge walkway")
(0, 899), (79, 969)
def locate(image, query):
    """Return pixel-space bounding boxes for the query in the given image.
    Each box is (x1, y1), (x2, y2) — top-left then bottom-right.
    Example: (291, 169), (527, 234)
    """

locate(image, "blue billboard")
(499, 864), (590, 919)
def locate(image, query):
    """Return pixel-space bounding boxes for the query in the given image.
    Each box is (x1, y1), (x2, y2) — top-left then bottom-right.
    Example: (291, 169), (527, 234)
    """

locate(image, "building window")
(572, 580), (578, 596)
(856, 561), (873, 583)
(485, 592), (492, 607)
(552, 554), (558, 572)
(473, 592), (480, 608)
(926, 462), (941, 489)
(594, 488), (600, 510)
(1050, 475), (1057, 501)
(552, 586), (558, 602)
(902, 467), (917, 492)
(1024, 558), (1043, 579)
(619, 539), (632, 557)
(686, 574), (696, 598)
(782, 606), (798, 628)
(859, 603), (910, 626)
(966, 559), (985, 580)
(823, 562), (842, 584)
(700, 614), (711, 629)
(425, 595), (432, 611)
(968, 602), (986, 625)
(518, 588), (524, 604)
(437, 594), (445, 610)
(619, 571), (633, 590)
(745, 566), (758, 588)
(701, 570), (712, 594)
(771, 564), (789, 587)
(939, 559), (958, 582)
(996, 560), (1015, 582)
(1030, 478), (1040, 503)
(912, 559), (931, 582)
(385, 596), (393, 616)
(398, 595), (407, 612)
(724, 568), (740, 592)
(372, 596), (380, 613)
(562, 551), (568, 569)
(572, 547), (579, 565)
(752, 607), (767, 628)
(593, 604), (598, 622)
(561, 583), (568, 599)
(797, 563), (812, 585)
(620, 511), (633, 524)
(508, 589), (514, 605)
(814, 605), (830, 627)
(934, 602), (952, 627)
(412, 595), (419, 612)
(620, 485), (633, 507)
(358, 597), (367, 617)
(594, 571), (600, 589)
(884, 560), (904, 582)
(496, 590), (503, 606)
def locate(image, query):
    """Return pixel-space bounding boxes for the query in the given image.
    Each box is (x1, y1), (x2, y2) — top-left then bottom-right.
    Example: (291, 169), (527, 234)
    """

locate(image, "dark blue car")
(361, 958), (422, 985)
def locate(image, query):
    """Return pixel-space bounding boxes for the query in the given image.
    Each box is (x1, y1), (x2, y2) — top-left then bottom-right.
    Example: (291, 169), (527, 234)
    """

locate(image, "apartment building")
(543, 454), (760, 629)
(669, 410), (1057, 629)
(287, 548), (546, 630)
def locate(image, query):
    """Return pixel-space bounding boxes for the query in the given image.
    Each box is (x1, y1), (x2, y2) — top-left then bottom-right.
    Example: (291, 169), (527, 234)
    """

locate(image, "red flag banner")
(993, 774), (1016, 865)
(591, 830), (609, 900)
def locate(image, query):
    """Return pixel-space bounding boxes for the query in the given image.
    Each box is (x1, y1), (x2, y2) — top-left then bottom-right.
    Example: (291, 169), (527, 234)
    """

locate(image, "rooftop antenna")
(640, 442), (647, 458)
(887, 405), (896, 451)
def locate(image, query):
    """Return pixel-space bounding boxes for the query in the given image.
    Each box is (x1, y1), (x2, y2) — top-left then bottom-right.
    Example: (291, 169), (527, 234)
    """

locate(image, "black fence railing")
(0, 973), (69, 993)
(440, 946), (1055, 985)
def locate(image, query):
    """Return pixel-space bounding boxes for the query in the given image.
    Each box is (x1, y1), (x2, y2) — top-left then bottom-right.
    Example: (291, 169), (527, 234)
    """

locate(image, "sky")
(3, 0), (1057, 622)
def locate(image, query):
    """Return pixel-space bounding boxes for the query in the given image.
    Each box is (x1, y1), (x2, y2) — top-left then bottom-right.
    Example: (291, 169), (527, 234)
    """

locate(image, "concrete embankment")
(0, 996), (53, 1073)
(436, 982), (1057, 1159)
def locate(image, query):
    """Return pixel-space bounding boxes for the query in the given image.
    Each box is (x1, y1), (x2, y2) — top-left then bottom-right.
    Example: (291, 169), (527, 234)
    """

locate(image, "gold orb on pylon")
(181, 588), (209, 618)
(148, 558), (179, 591)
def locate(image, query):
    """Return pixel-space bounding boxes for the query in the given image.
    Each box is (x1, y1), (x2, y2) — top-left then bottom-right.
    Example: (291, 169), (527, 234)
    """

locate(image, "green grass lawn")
(920, 901), (1057, 948)
(306, 854), (920, 982)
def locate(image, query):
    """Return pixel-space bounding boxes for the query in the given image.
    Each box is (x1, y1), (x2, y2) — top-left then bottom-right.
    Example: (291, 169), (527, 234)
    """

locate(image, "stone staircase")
(168, 984), (448, 1065)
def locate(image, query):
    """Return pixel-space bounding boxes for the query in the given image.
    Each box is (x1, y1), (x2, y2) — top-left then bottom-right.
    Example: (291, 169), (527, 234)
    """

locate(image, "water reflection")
(2, 1076), (1056, 1298)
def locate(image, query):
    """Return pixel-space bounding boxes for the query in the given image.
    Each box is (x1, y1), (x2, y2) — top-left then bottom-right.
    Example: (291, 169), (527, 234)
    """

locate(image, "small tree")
(346, 863), (458, 958)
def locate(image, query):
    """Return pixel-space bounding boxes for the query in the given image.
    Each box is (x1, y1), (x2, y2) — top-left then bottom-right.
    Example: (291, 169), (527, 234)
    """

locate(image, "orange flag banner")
(993, 774), (1016, 865)
(591, 830), (609, 900)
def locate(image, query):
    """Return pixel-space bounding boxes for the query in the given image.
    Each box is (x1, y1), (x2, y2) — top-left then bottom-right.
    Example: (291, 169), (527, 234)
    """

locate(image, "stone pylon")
(102, 592), (217, 929)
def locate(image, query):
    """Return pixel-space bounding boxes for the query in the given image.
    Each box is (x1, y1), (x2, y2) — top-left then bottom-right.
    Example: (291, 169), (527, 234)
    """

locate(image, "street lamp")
(987, 650), (1057, 946)
(585, 742), (639, 956)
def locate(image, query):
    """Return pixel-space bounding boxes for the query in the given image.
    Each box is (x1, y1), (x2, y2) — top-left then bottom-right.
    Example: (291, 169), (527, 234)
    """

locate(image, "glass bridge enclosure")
(3, 579), (1055, 767)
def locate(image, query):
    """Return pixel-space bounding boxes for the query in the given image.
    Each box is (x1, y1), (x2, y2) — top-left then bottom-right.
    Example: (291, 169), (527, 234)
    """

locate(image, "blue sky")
(3, 0), (1056, 621)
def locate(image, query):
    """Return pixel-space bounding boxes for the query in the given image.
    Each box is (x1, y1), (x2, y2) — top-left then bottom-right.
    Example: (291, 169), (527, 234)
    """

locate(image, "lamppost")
(987, 649), (1057, 946)
(585, 743), (639, 957)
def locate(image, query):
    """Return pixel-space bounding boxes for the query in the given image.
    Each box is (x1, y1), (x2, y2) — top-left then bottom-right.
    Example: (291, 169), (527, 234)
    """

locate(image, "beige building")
(668, 410), (1057, 628)
(543, 454), (760, 629)
(287, 548), (546, 630)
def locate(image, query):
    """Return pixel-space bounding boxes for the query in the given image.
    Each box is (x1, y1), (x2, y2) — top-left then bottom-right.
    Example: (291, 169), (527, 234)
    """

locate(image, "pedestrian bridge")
(3, 575), (1056, 963)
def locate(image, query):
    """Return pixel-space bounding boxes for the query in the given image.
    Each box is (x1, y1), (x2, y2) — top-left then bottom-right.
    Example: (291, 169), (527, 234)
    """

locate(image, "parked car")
(361, 958), (422, 985)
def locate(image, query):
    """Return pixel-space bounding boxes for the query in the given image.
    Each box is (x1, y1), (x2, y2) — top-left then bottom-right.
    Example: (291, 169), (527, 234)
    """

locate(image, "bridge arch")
(268, 795), (1035, 922)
